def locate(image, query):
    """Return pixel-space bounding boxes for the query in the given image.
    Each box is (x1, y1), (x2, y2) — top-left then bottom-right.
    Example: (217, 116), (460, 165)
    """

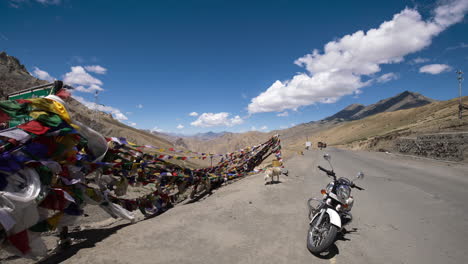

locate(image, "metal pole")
(93, 91), (100, 125)
(457, 70), (464, 119)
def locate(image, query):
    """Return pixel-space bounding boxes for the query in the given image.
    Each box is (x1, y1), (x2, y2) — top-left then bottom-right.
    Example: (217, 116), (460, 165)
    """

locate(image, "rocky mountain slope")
(325, 91), (435, 121)
(311, 96), (468, 154)
(0, 51), (47, 99)
(325, 103), (365, 121)
(0, 52), (175, 151)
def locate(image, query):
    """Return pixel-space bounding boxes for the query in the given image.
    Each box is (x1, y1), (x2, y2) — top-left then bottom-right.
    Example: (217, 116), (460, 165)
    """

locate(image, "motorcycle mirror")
(323, 154), (334, 171)
(356, 172), (364, 180)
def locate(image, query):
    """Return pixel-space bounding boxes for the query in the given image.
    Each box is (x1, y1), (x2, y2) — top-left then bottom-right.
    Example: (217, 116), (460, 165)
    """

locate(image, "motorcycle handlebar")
(317, 166), (335, 177)
(317, 166), (365, 190)
(352, 184), (365, 190)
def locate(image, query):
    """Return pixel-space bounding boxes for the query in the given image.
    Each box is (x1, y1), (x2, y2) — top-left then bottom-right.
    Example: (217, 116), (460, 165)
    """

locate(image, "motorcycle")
(307, 154), (365, 254)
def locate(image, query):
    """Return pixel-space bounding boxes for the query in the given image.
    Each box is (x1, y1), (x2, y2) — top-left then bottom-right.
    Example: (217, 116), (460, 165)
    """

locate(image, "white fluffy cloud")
(32, 67), (55, 82)
(64, 66), (104, 93)
(277, 111), (289, 117)
(74, 85), (104, 93)
(248, 0), (468, 114)
(376, 72), (399, 83)
(191, 112), (244, 127)
(410, 57), (430, 64)
(9, 0), (61, 7)
(177, 124), (184, 129)
(73, 95), (128, 121)
(84, 65), (107, 74)
(251, 126), (268, 131)
(36, 0), (61, 5)
(151, 127), (164, 133)
(189, 112), (198, 117)
(129, 122), (137, 127)
(230, 115), (243, 126)
(446, 42), (468, 50)
(419, 64), (452, 74)
(136, 104), (143, 109)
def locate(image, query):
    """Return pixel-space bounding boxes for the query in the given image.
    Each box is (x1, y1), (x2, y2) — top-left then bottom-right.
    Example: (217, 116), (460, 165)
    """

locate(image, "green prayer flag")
(36, 113), (62, 127)
(29, 220), (51, 232)
(36, 165), (53, 186)
(0, 101), (25, 116)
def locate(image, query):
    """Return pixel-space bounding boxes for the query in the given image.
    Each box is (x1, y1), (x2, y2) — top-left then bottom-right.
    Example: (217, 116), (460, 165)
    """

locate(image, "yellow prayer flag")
(28, 98), (73, 125)
(47, 212), (64, 230)
(85, 188), (102, 202)
(28, 111), (49, 119)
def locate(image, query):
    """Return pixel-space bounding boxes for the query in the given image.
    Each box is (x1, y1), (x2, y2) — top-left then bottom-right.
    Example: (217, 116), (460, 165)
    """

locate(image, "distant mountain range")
(192, 131), (231, 140)
(150, 131), (230, 143)
(324, 91), (435, 121)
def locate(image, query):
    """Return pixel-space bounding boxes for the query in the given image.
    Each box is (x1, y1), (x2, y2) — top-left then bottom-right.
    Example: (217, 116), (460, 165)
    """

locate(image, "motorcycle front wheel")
(307, 213), (338, 254)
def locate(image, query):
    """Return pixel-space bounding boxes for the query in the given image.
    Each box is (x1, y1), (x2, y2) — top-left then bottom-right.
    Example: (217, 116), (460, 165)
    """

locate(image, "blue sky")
(1, 0), (467, 134)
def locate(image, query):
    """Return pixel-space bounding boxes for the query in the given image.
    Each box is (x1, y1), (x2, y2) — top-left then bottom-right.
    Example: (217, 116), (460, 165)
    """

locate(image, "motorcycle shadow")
(312, 228), (358, 259)
(313, 244), (339, 259)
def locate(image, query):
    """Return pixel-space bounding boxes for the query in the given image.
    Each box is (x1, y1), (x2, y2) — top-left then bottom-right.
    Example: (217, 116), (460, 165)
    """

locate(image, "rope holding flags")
(108, 136), (274, 158)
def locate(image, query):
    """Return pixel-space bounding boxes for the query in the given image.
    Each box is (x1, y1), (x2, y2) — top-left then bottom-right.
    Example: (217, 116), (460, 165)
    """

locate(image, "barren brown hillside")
(308, 96), (468, 151)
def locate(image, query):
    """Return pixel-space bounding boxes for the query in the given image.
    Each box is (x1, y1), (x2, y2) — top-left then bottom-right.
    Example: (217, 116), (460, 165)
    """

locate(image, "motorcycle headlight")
(337, 185), (351, 201)
(326, 182), (334, 193)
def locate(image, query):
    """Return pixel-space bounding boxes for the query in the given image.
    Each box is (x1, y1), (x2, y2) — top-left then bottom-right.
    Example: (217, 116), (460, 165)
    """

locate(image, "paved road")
(302, 149), (468, 264)
(6, 148), (468, 264)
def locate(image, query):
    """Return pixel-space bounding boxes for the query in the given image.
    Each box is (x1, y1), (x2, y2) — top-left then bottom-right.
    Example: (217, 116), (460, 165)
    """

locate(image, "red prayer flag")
(7, 230), (31, 254)
(56, 88), (71, 99)
(15, 99), (32, 104)
(0, 109), (10, 123)
(39, 189), (69, 211)
(18, 120), (50, 135)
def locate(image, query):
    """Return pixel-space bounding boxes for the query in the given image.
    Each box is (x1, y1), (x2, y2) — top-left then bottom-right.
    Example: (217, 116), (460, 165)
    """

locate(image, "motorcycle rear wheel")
(307, 213), (338, 254)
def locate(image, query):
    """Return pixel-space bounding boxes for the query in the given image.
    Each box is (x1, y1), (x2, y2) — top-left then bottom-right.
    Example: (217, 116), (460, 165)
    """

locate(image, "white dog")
(264, 167), (281, 184)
